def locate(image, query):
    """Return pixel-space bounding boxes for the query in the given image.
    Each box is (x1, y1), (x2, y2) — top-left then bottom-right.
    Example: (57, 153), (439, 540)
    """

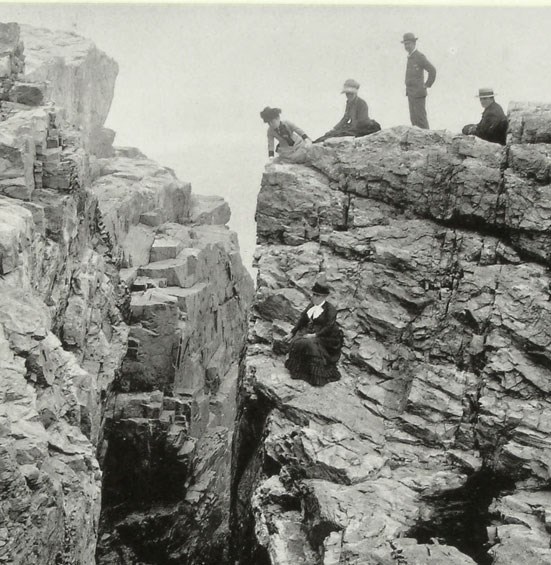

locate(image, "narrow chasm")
(230, 379), (276, 565)
(96, 417), (189, 563)
(4, 19), (551, 565)
(101, 420), (187, 510)
(407, 469), (516, 565)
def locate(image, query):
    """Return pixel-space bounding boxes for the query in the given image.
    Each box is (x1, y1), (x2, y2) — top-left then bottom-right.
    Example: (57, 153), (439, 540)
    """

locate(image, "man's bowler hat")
(401, 32), (418, 43)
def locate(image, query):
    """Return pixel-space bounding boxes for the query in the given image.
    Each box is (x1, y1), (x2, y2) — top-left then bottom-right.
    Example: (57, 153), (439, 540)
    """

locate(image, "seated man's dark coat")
(474, 101), (508, 145)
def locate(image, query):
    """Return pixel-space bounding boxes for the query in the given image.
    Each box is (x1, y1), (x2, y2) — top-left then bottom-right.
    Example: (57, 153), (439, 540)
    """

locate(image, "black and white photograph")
(0, 2), (550, 564)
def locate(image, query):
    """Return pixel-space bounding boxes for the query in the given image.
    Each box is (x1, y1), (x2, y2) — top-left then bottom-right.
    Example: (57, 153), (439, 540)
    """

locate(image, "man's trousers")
(408, 96), (429, 129)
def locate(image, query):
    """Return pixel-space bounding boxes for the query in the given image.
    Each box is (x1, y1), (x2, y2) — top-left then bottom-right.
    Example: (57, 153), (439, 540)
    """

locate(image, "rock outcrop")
(19, 24), (119, 154)
(0, 21), (253, 565)
(95, 154), (253, 564)
(0, 22), (126, 564)
(235, 109), (551, 564)
(5, 17), (551, 565)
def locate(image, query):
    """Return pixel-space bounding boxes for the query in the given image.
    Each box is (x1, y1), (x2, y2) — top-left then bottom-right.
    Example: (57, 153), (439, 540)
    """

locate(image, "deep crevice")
(407, 468), (516, 565)
(229, 364), (276, 564)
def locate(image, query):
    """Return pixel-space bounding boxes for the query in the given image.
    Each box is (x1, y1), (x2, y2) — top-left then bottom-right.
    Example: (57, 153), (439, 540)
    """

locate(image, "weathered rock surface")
(0, 23), (128, 563)
(235, 106), (551, 564)
(97, 200), (254, 563)
(0, 21), (253, 565)
(20, 24), (118, 152)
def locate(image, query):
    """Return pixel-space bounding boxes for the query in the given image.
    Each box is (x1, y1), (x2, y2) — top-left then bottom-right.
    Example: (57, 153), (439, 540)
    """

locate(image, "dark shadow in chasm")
(407, 468), (516, 565)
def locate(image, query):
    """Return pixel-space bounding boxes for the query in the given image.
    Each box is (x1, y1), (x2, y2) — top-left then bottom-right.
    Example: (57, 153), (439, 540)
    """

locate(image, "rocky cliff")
(3, 18), (551, 565)
(236, 106), (551, 564)
(0, 22), (253, 565)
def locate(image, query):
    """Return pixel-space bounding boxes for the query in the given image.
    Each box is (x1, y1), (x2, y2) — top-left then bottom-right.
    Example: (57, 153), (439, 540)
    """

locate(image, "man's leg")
(313, 132), (332, 143)
(314, 128), (353, 143)
(408, 96), (429, 129)
(353, 120), (381, 137)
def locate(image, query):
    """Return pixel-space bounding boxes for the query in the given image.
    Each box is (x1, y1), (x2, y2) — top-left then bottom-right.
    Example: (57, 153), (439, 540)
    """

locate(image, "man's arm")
(267, 129), (275, 157)
(332, 114), (348, 130)
(351, 98), (370, 131)
(332, 102), (351, 130)
(421, 53), (436, 87)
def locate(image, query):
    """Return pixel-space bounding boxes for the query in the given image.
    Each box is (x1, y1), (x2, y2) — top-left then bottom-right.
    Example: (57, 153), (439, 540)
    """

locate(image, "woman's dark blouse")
(291, 302), (342, 363)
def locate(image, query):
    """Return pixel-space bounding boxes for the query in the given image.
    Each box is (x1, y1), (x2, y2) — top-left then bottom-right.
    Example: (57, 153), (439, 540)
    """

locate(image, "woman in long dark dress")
(284, 283), (343, 386)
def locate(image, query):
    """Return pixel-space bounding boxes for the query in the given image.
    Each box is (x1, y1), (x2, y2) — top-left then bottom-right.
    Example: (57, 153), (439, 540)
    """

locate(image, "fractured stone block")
(150, 235), (184, 262)
(0, 133), (35, 200)
(138, 248), (200, 288)
(8, 82), (46, 106)
(190, 194), (231, 225)
(0, 54), (11, 78)
(140, 210), (164, 227)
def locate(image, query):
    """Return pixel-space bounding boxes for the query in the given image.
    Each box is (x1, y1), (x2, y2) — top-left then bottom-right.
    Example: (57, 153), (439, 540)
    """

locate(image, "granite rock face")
(0, 23), (126, 564)
(20, 24), (118, 152)
(0, 22), (253, 565)
(235, 107), (551, 564)
(96, 155), (254, 564)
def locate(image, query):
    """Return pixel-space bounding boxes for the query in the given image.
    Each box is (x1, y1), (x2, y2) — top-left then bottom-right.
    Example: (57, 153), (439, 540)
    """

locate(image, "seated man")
(314, 79), (380, 143)
(462, 88), (508, 145)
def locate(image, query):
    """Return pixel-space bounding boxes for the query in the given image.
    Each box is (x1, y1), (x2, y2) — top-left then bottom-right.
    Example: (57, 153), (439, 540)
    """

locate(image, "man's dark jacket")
(405, 50), (436, 98)
(333, 96), (371, 135)
(476, 101), (508, 145)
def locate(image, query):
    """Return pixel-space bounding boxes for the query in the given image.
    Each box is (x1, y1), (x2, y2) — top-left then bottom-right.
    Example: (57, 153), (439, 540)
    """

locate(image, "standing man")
(462, 88), (508, 145)
(402, 32), (436, 129)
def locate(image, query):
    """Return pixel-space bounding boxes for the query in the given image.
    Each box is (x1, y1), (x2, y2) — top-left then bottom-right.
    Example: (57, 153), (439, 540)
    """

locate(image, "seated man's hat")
(477, 88), (496, 99)
(341, 79), (360, 94)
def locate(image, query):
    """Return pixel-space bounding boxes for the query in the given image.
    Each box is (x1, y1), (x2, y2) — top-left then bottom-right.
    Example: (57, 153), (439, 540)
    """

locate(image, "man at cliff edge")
(314, 79), (380, 143)
(402, 32), (436, 129)
(462, 88), (508, 146)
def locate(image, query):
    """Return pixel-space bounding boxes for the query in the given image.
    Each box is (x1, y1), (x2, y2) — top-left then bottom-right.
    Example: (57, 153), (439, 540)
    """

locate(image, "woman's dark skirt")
(285, 330), (342, 387)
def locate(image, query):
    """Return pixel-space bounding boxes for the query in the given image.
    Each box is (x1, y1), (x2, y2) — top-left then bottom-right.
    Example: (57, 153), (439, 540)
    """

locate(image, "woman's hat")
(341, 79), (360, 94)
(401, 32), (418, 43)
(260, 106), (281, 122)
(312, 282), (330, 295)
(476, 88), (496, 99)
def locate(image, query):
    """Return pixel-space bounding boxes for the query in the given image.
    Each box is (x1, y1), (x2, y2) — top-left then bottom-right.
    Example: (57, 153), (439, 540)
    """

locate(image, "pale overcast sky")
(2, 4), (551, 270)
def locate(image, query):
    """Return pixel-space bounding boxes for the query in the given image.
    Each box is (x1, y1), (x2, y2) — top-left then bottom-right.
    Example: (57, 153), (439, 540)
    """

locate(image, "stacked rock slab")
(0, 21), (254, 565)
(236, 110), (551, 564)
(95, 154), (254, 564)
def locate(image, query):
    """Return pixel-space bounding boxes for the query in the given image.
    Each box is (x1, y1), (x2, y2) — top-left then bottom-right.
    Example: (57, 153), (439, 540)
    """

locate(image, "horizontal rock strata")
(236, 108), (551, 564)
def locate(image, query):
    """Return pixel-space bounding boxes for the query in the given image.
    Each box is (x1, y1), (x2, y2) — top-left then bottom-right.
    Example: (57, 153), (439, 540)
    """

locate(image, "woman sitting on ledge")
(260, 106), (312, 164)
(284, 282), (343, 386)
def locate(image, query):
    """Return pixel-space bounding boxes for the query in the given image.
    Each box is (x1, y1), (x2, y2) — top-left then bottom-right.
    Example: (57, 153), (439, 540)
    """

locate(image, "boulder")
(190, 193), (231, 225)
